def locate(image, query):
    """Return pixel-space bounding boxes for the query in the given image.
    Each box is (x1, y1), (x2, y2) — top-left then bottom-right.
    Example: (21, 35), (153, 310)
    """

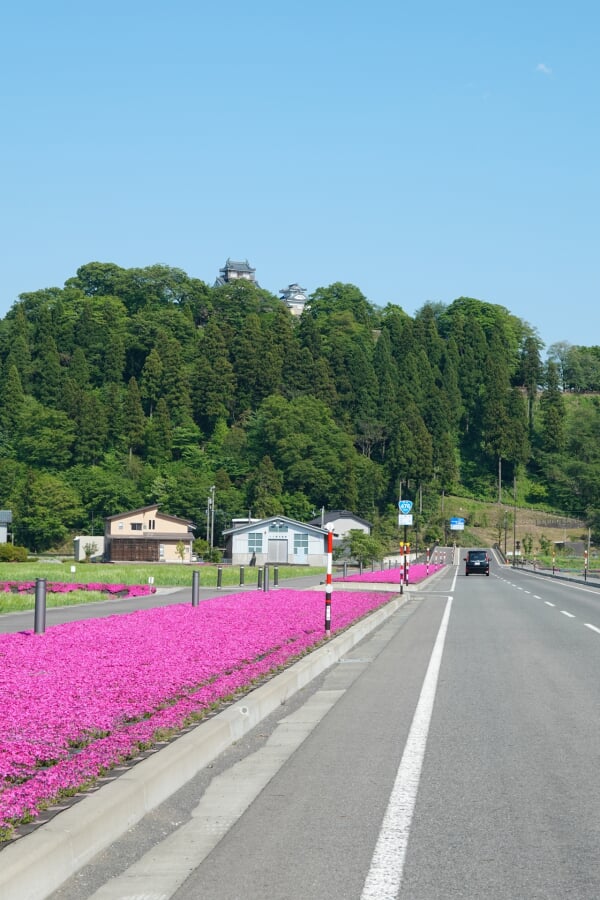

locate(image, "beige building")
(104, 505), (194, 563)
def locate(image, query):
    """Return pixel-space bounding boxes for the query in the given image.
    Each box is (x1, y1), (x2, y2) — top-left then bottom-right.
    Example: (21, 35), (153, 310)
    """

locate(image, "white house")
(222, 515), (329, 566)
(308, 510), (372, 544)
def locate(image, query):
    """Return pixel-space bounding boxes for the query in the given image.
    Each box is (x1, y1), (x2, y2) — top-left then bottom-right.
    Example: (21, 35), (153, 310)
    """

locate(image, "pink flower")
(0, 588), (389, 832)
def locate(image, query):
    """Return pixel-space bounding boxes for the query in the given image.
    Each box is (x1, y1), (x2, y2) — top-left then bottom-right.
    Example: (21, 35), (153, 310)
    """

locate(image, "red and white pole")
(325, 527), (333, 637)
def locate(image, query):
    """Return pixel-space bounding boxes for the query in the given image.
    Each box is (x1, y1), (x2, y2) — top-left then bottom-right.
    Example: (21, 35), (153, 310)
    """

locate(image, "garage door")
(268, 539), (288, 563)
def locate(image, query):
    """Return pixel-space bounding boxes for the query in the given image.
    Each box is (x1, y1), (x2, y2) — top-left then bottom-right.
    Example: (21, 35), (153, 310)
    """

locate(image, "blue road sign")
(398, 500), (413, 515)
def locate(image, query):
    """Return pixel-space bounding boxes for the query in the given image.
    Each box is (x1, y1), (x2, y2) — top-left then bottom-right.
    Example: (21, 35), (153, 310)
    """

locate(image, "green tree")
(68, 346), (91, 387)
(32, 336), (62, 407)
(158, 335), (193, 426)
(0, 364), (25, 437)
(342, 530), (385, 565)
(247, 395), (360, 510)
(73, 392), (109, 465)
(14, 470), (83, 551)
(191, 322), (236, 432)
(538, 361), (566, 454)
(246, 455), (284, 516)
(519, 334), (543, 429)
(123, 377), (146, 455)
(140, 348), (164, 417)
(145, 397), (173, 464)
(16, 400), (75, 469)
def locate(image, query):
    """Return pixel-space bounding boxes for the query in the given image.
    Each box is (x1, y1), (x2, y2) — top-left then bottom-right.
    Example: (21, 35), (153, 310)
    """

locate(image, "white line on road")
(561, 610), (575, 618)
(585, 623), (600, 634)
(360, 596), (453, 900)
(534, 595), (542, 600)
(545, 601), (555, 607)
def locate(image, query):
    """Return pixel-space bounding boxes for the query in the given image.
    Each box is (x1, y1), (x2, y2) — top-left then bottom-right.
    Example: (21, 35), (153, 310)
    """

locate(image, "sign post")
(398, 501), (413, 588)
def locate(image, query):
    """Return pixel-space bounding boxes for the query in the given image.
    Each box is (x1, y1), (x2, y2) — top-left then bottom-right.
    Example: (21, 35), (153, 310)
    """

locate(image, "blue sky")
(1, 0), (598, 353)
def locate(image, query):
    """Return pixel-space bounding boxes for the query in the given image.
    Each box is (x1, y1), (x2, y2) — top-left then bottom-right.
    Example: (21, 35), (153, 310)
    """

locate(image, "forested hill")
(0, 261), (599, 552)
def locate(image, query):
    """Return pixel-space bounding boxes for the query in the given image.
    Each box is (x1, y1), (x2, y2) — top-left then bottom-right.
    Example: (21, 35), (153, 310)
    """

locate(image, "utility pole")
(512, 473), (517, 568)
(498, 456), (502, 503)
(209, 485), (216, 550)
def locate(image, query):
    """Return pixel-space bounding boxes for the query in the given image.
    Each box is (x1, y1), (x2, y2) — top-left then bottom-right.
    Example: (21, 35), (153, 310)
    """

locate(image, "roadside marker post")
(325, 527), (333, 637)
(34, 578), (46, 635)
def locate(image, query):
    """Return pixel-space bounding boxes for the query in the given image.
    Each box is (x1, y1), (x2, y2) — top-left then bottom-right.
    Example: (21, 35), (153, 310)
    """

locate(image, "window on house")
(294, 534), (309, 552)
(269, 522), (288, 532)
(130, 522), (142, 531)
(248, 534), (263, 552)
(159, 544), (165, 559)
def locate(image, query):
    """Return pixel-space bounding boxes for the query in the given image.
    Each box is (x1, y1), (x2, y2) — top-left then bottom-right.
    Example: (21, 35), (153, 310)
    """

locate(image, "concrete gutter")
(2, 593), (408, 900)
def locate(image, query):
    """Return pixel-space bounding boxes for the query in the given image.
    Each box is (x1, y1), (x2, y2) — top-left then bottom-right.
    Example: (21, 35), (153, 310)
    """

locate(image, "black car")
(464, 549), (490, 575)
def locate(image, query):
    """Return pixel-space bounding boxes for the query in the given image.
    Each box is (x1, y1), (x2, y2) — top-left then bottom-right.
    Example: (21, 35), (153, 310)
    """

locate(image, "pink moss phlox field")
(334, 563), (444, 584)
(0, 588), (390, 832)
(0, 582), (156, 598)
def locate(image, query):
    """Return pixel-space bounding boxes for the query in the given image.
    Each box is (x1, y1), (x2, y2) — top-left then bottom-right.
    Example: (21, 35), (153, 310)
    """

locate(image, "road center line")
(561, 610), (575, 618)
(361, 595), (453, 900)
(545, 601), (555, 607)
(585, 623), (600, 634)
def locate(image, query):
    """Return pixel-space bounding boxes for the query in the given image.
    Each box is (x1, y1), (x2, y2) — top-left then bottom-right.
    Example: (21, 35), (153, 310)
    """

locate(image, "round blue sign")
(398, 500), (413, 515)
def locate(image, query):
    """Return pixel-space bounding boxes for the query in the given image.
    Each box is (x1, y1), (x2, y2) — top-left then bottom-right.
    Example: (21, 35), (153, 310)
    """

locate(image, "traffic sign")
(398, 500), (413, 515)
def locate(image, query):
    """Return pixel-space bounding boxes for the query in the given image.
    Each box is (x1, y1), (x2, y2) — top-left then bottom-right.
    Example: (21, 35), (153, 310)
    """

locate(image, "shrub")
(0, 544), (28, 562)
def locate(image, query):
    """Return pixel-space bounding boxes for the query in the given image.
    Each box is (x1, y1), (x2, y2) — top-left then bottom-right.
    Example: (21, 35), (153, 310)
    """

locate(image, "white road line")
(585, 623), (600, 634)
(361, 596), (453, 900)
(534, 595), (542, 600)
(561, 610), (575, 618)
(545, 601), (555, 607)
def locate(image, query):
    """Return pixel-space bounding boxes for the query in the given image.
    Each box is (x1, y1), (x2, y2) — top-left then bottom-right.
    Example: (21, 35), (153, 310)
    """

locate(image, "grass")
(0, 590), (108, 614)
(0, 561), (327, 614)
(0, 561), (326, 587)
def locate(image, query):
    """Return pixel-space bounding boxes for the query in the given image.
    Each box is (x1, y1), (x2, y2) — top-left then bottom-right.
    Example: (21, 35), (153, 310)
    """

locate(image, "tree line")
(0, 261), (598, 551)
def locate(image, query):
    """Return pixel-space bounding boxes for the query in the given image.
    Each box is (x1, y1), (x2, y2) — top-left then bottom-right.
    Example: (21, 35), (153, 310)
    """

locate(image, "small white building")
(308, 510), (371, 545)
(0, 509), (12, 544)
(223, 515), (329, 566)
(73, 535), (105, 562)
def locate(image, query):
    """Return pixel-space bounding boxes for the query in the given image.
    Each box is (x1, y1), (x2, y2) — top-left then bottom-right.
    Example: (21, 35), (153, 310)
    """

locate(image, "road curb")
(1, 595), (404, 900)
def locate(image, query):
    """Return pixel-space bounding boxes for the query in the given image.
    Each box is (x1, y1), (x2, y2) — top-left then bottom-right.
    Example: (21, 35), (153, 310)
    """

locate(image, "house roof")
(223, 514), (328, 537)
(308, 510), (372, 529)
(105, 505), (194, 526)
(0, 510), (12, 524)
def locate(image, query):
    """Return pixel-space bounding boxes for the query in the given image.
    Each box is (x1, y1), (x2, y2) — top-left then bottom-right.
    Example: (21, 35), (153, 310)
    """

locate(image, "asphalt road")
(42, 555), (600, 900)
